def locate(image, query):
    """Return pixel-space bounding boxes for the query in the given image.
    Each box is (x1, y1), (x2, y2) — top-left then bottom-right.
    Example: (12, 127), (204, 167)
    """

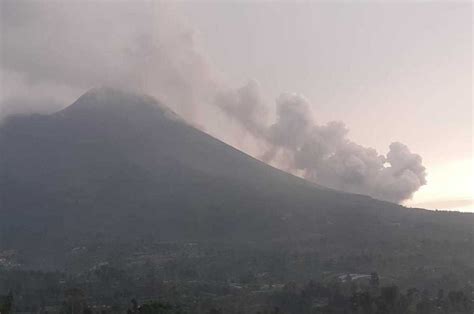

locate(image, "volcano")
(1, 88), (472, 271)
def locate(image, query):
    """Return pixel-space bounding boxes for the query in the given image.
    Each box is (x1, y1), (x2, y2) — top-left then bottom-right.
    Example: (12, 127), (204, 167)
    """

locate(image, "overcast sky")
(1, 1), (472, 211)
(176, 1), (472, 211)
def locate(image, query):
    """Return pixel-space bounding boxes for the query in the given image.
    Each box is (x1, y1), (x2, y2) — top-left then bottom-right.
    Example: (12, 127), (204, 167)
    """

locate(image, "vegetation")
(1, 268), (472, 313)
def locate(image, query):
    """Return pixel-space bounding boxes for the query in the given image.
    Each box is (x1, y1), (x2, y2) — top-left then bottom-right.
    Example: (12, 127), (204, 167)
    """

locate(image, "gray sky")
(1, 1), (472, 210)
(179, 2), (471, 161)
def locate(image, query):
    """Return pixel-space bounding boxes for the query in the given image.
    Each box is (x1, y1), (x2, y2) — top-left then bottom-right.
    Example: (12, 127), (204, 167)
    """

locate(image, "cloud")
(216, 80), (267, 138)
(373, 142), (427, 202)
(0, 0), (221, 122)
(269, 93), (312, 149)
(218, 83), (427, 203)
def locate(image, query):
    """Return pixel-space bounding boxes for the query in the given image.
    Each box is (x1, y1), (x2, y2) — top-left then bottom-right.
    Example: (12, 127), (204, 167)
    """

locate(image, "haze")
(1, 0), (472, 211)
(1, 2), (474, 312)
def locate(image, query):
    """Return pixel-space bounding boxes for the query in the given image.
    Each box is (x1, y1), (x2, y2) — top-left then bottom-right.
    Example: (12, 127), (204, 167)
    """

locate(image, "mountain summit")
(0, 88), (473, 272)
(55, 87), (183, 126)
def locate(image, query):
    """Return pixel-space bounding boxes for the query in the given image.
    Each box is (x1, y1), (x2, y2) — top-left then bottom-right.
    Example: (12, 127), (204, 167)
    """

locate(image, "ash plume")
(216, 80), (267, 138)
(217, 84), (427, 203)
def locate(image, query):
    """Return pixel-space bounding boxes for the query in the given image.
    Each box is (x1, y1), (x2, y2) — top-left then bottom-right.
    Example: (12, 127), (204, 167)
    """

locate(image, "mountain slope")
(0, 88), (473, 274)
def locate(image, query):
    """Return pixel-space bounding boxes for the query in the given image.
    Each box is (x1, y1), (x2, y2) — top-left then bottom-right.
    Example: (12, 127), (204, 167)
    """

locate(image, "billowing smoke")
(1, 0), (427, 203)
(216, 80), (268, 138)
(217, 84), (427, 203)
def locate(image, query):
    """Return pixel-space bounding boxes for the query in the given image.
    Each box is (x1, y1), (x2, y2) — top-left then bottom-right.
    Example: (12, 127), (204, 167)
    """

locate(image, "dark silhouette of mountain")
(1, 88), (473, 271)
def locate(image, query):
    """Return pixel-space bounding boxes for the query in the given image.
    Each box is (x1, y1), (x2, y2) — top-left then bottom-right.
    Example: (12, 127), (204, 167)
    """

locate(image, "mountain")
(1, 88), (473, 283)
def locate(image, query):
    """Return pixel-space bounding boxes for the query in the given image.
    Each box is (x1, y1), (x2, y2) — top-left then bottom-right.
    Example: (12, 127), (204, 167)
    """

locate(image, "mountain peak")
(58, 87), (180, 122)
(63, 87), (156, 111)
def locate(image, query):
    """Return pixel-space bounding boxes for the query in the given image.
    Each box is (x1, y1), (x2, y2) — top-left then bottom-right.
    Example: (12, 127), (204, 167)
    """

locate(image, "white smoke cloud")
(216, 80), (267, 138)
(269, 94), (312, 150)
(217, 84), (427, 203)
